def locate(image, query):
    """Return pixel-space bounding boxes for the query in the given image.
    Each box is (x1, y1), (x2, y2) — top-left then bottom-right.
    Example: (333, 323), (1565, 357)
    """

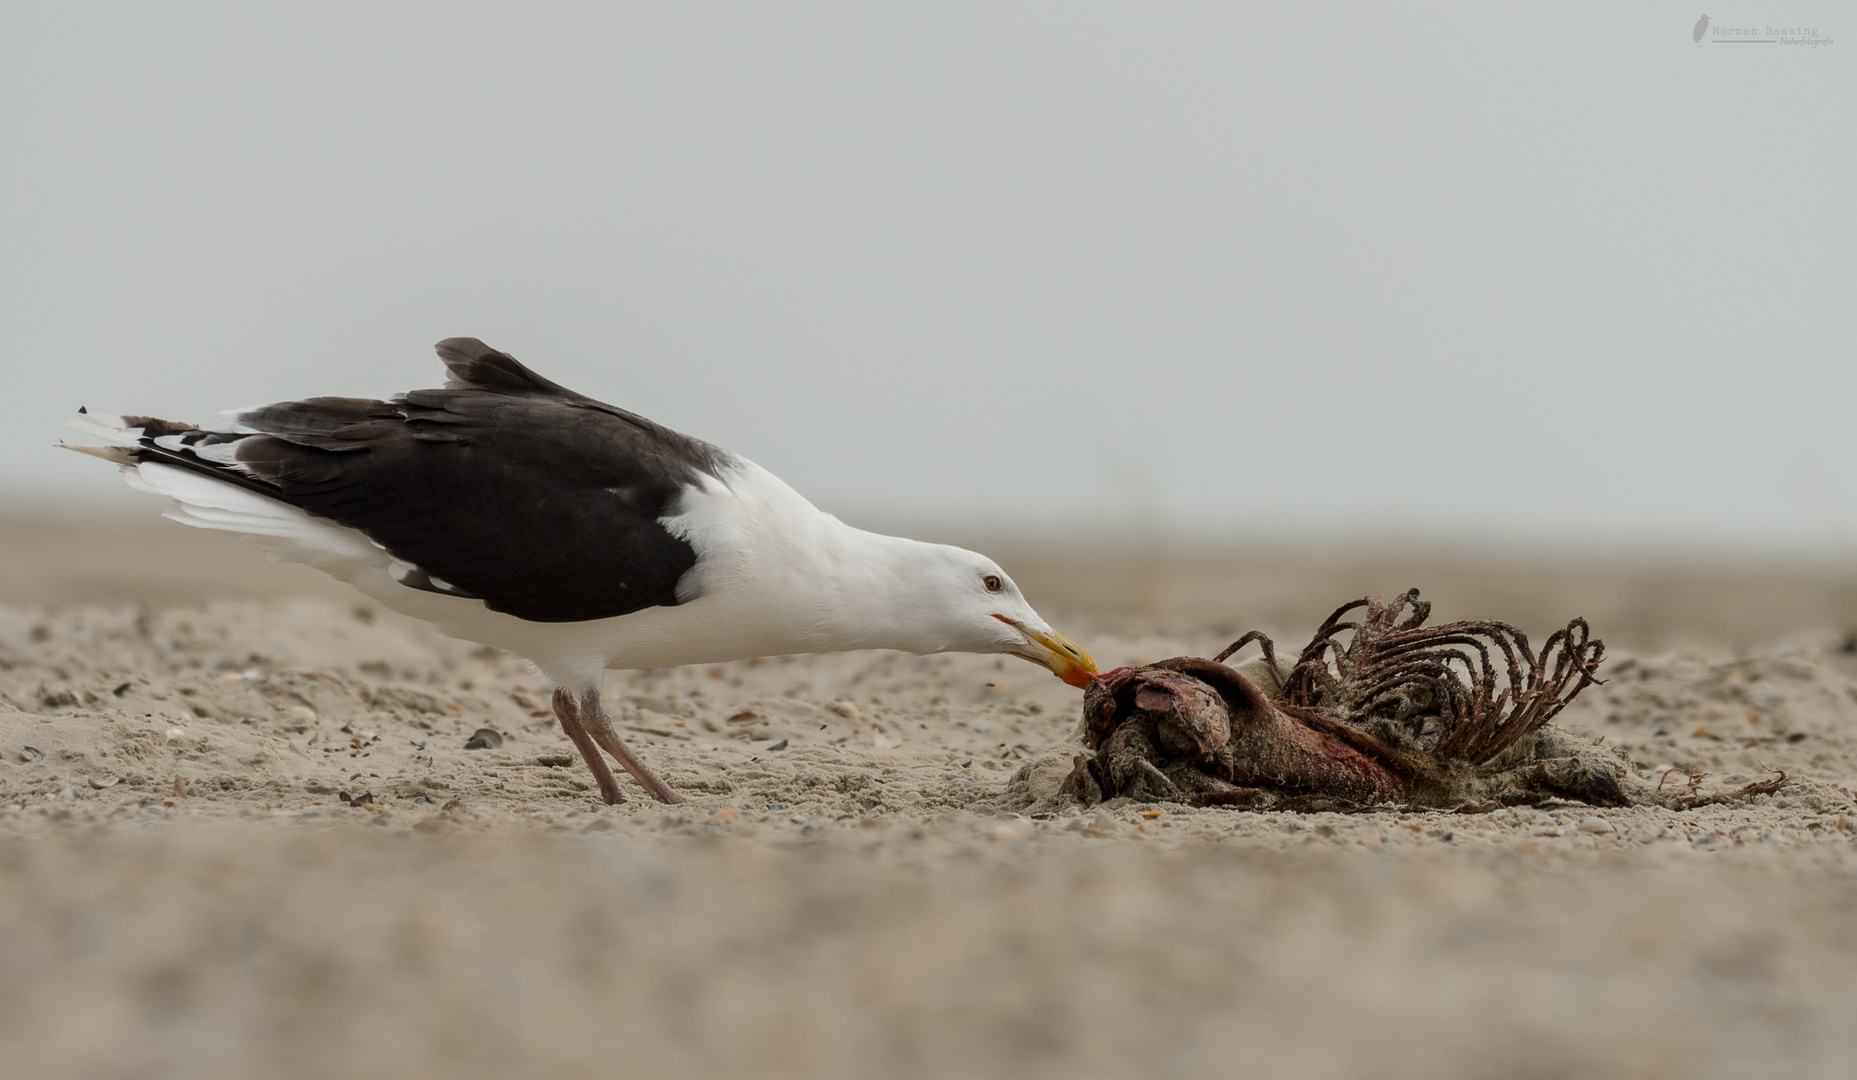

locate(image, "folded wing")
(71, 338), (732, 623)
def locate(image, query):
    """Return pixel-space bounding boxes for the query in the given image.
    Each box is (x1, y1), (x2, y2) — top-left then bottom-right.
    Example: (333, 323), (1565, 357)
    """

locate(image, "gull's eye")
(983, 574), (1004, 593)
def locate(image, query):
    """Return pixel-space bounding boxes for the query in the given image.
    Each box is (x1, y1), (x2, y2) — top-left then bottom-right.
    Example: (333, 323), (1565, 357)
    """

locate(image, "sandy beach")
(3, 515), (1856, 1079)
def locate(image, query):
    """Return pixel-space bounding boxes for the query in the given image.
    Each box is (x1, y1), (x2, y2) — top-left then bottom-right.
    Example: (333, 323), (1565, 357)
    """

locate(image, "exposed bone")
(1034, 589), (1786, 813)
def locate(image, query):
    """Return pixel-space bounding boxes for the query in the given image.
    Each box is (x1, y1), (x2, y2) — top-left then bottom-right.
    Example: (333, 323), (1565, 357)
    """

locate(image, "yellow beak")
(995, 615), (1098, 688)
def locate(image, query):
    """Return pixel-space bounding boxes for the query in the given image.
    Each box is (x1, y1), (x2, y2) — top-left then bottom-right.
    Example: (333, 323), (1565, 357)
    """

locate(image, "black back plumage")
(126, 338), (732, 623)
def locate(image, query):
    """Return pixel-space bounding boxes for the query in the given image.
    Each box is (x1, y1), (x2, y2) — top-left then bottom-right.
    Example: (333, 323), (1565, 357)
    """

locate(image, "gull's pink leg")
(578, 689), (685, 804)
(552, 688), (626, 805)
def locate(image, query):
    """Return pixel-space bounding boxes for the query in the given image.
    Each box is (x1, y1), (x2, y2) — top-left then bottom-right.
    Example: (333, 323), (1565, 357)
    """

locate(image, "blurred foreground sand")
(3, 515), (1857, 1079)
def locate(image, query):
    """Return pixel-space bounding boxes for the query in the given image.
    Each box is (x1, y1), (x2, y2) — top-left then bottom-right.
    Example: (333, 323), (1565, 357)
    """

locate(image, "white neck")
(664, 460), (988, 658)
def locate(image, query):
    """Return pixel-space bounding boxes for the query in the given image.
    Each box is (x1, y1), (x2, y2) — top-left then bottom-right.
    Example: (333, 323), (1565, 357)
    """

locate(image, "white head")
(860, 538), (1098, 688)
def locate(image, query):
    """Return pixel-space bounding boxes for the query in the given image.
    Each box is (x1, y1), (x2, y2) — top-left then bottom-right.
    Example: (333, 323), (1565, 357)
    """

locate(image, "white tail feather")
(58, 412), (141, 464)
(123, 462), (386, 578)
(58, 442), (134, 464)
(63, 412), (139, 446)
(62, 411), (392, 585)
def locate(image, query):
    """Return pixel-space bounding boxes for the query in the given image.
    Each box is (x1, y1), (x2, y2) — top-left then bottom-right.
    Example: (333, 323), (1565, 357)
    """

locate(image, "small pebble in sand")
(464, 729), (504, 750)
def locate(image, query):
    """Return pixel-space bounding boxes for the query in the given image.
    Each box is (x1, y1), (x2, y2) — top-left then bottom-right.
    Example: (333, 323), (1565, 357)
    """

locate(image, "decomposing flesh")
(1038, 590), (1785, 813)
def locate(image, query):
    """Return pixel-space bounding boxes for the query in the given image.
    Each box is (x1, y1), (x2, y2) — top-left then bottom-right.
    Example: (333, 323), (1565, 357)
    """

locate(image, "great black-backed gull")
(62, 338), (1098, 804)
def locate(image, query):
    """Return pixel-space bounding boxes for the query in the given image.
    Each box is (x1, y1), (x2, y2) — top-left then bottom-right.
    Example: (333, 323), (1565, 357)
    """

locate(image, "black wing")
(128, 338), (732, 623)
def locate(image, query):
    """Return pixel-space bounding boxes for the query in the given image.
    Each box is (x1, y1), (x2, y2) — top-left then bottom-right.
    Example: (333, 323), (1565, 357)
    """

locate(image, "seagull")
(1694, 14), (1709, 44)
(63, 338), (1098, 805)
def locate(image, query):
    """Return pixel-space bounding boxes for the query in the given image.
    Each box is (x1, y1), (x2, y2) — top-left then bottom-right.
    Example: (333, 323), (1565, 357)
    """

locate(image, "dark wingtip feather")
(434, 338), (580, 398)
(121, 415), (202, 437)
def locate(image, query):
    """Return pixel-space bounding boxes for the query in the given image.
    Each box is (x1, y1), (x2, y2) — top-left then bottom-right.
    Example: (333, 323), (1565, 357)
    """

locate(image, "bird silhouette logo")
(1693, 14), (1710, 44)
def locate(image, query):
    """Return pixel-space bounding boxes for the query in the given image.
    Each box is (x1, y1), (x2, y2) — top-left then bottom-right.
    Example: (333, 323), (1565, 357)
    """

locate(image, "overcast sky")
(3, 4), (1851, 558)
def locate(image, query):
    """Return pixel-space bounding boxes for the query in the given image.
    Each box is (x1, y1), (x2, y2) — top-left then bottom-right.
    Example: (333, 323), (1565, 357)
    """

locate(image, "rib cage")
(1217, 588), (1606, 765)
